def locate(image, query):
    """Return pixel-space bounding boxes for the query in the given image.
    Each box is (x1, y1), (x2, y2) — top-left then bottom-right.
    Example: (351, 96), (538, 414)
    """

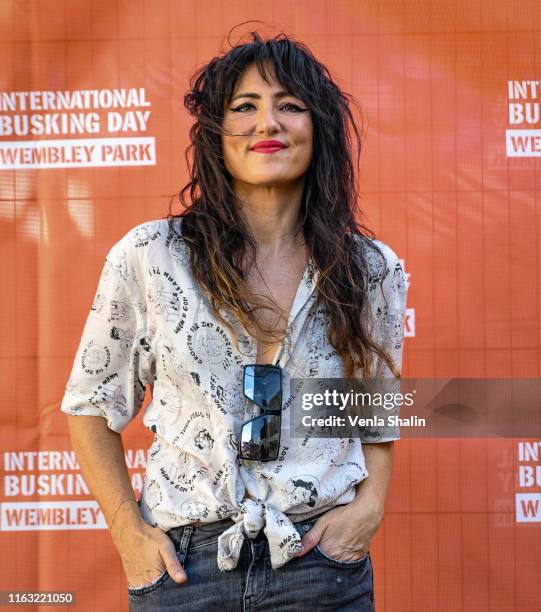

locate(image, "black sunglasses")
(240, 364), (283, 462)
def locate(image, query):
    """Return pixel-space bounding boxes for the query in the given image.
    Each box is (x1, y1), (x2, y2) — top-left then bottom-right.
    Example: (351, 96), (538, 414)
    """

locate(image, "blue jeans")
(128, 511), (375, 611)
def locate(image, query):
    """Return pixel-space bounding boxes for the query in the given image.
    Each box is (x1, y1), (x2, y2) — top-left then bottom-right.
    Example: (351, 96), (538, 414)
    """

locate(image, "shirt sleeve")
(361, 241), (410, 443)
(60, 237), (154, 433)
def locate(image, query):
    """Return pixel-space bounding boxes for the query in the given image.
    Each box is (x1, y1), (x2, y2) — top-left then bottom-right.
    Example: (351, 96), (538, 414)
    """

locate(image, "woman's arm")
(349, 441), (395, 519)
(68, 415), (143, 535)
(67, 415), (187, 587)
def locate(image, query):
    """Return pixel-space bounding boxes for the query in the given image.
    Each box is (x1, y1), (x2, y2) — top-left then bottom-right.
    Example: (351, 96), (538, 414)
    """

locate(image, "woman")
(61, 30), (409, 611)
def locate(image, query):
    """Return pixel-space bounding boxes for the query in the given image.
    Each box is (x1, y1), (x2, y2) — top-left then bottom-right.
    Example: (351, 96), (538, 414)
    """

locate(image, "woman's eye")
(281, 103), (305, 112)
(230, 102), (306, 113)
(230, 103), (254, 112)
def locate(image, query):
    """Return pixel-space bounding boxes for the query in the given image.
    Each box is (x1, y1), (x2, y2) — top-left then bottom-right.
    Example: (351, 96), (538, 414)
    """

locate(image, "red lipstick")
(251, 140), (287, 153)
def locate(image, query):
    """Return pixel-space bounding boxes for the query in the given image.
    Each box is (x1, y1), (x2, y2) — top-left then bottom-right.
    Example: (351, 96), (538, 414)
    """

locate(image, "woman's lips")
(251, 146), (287, 154)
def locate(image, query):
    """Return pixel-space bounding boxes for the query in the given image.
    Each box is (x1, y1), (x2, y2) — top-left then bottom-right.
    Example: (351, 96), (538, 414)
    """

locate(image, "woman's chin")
(234, 173), (304, 187)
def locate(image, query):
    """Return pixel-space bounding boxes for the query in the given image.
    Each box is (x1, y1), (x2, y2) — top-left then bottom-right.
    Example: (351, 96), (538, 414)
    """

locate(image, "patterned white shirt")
(60, 218), (409, 571)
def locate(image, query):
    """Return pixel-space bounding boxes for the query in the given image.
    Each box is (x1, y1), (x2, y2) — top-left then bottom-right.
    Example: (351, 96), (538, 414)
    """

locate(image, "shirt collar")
(287, 256), (319, 327)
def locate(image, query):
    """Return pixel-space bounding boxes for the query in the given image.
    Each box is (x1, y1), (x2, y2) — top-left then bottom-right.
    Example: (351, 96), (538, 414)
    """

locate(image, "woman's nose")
(255, 107), (281, 132)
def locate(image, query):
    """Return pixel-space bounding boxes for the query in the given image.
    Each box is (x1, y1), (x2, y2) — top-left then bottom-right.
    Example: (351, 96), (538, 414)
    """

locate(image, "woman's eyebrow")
(230, 90), (296, 102)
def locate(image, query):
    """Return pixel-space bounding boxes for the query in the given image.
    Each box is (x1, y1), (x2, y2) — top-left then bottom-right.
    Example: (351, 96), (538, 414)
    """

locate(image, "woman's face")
(222, 62), (313, 188)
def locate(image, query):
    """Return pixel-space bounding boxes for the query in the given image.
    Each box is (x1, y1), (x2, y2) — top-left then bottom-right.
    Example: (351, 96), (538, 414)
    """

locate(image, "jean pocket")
(127, 568), (170, 597)
(187, 530), (219, 551)
(314, 545), (370, 569)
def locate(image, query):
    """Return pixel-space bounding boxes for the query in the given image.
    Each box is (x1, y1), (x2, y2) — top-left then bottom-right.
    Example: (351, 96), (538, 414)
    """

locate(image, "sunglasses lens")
(240, 413), (281, 461)
(243, 365), (282, 410)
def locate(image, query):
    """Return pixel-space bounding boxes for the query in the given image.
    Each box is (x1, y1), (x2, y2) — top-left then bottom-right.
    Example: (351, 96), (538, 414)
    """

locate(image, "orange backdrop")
(1, 1), (540, 610)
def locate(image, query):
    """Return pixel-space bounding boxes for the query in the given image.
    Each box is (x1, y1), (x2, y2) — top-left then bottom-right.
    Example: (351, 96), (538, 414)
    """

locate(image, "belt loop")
(178, 525), (194, 564)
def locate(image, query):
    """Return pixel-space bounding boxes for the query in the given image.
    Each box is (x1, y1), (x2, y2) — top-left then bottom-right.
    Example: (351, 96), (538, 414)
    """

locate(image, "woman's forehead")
(232, 62), (282, 91)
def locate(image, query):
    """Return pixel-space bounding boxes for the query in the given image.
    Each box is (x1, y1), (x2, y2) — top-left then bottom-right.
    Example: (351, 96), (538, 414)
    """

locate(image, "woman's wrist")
(340, 501), (384, 544)
(109, 499), (144, 543)
(348, 491), (385, 524)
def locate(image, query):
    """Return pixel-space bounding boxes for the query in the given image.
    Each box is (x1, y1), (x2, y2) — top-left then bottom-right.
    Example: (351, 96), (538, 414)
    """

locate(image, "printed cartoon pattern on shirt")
(61, 217), (409, 572)
(63, 240), (155, 431)
(285, 474), (320, 510)
(293, 438), (343, 465)
(209, 372), (245, 419)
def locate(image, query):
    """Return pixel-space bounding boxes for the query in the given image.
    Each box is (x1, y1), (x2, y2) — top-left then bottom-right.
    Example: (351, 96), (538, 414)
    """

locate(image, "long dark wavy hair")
(167, 28), (399, 379)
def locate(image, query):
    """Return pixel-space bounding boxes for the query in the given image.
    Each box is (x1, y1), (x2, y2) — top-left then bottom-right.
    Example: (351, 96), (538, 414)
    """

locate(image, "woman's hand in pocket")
(295, 503), (380, 563)
(110, 500), (187, 589)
